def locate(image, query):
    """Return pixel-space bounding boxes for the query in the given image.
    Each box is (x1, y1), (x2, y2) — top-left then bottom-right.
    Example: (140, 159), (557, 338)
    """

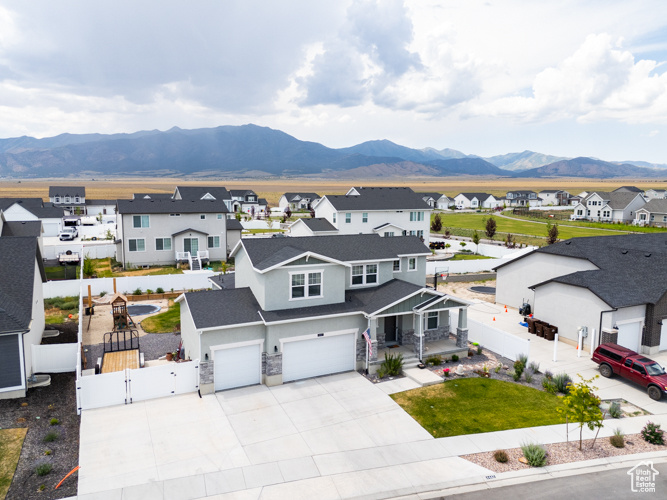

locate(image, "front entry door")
(384, 316), (397, 343)
(184, 238), (199, 254)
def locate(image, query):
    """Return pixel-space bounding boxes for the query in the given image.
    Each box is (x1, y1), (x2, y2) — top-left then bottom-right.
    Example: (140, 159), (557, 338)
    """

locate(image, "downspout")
(598, 308), (617, 349)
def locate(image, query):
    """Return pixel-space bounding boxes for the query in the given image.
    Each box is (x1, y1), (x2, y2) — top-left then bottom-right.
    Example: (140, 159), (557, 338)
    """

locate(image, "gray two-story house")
(177, 234), (471, 393)
(116, 198), (232, 269)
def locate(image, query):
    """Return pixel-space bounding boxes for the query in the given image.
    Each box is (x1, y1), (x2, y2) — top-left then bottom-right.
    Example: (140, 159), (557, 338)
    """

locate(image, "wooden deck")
(102, 349), (140, 373)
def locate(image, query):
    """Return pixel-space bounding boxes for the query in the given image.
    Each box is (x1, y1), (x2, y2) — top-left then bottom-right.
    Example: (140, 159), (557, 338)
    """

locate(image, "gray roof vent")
(645, 253), (651, 257)
(622, 250), (628, 254)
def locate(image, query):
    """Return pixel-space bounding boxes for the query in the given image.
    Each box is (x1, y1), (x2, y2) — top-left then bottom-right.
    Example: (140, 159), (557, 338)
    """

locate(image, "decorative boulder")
(456, 364), (465, 376)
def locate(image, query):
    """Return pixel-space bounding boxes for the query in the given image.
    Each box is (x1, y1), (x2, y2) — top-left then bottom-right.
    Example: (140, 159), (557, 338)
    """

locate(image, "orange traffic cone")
(505, 307), (508, 313)
(493, 317), (496, 321)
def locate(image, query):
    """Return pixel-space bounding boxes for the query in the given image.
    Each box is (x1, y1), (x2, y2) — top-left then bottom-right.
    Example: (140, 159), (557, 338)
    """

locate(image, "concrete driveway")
(77, 372), (491, 499)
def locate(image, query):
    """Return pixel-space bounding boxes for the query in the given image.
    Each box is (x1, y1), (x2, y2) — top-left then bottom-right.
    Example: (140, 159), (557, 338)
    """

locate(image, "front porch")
(374, 336), (468, 370)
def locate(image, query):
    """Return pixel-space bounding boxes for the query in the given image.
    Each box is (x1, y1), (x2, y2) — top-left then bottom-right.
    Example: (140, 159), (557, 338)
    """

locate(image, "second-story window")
(291, 271), (322, 299)
(351, 264), (378, 285)
(393, 259), (401, 272)
(200, 214), (206, 220)
(409, 212), (424, 222)
(408, 257), (417, 271)
(333, 213), (336, 223)
(133, 215), (150, 228)
(345, 213), (351, 223)
(55, 196), (60, 203)
(362, 213), (368, 223)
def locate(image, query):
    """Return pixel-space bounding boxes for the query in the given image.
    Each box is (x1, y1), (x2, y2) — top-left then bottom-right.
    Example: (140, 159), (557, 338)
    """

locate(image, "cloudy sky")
(1, 0), (667, 162)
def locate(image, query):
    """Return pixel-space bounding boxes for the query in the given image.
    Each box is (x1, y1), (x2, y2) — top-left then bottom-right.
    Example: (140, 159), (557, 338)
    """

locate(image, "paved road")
(441, 462), (667, 499)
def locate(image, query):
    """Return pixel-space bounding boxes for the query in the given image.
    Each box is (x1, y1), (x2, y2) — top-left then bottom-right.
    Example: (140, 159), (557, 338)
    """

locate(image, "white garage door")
(282, 333), (356, 383)
(214, 343), (261, 391)
(617, 321), (642, 352)
(660, 322), (667, 352)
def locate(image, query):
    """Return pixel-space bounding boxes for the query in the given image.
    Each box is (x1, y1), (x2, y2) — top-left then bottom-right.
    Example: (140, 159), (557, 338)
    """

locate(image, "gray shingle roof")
(324, 187), (430, 211)
(519, 233), (667, 308)
(638, 199), (667, 214)
(0, 198), (63, 218)
(49, 186), (85, 197)
(184, 288), (262, 329)
(175, 186), (231, 201)
(0, 237), (43, 333)
(85, 199), (116, 205)
(283, 192), (320, 202)
(1, 221), (42, 237)
(296, 218), (337, 232)
(209, 273), (236, 290)
(419, 193), (444, 200)
(457, 193), (494, 202)
(230, 190), (257, 197)
(613, 186), (643, 193)
(117, 198), (228, 214)
(238, 234), (430, 271)
(133, 193), (173, 200)
(226, 219), (244, 231)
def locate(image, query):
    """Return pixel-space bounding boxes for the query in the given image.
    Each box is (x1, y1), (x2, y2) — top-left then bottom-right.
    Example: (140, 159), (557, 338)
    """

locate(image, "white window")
(663, 216), (667, 222)
(200, 214), (206, 220)
(65, 196), (71, 203)
(409, 230), (416, 236)
(351, 264), (378, 285)
(129, 239), (145, 252)
(362, 213), (368, 223)
(603, 210), (610, 217)
(640, 213), (647, 220)
(425, 311), (438, 330)
(417, 230), (424, 238)
(170, 213), (181, 217)
(133, 215), (149, 228)
(408, 257), (417, 271)
(345, 213), (351, 223)
(385, 231), (394, 237)
(393, 259), (401, 272)
(155, 237), (171, 251)
(577, 209), (583, 215)
(410, 212), (424, 222)
(290, 271), (322, 299)
(217, 214), (223, 220)
(650, 215), (655, 221)
(75, 196), (80, 203)
(333, 213), (337, 223)
(208, 236), (220, 248)
(55, 196), (60, 203)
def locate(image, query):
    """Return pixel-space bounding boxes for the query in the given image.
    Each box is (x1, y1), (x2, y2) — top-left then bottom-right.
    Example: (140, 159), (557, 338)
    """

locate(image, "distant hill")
(515, 157), (666, 178)
(484, 150), (568, 171)
(622, 160), (667, 170)
(0, 124), (663, 179)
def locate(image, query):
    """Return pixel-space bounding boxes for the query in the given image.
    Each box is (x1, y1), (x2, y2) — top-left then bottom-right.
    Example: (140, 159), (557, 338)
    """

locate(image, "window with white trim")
(65, 196), (71, 203)
(200, 214), (206, 220)
(351, 264), (378, 285)
(345, 213), (351, 223)
(408, 257), (416, 271)
(290, 271), (322, 299)
(663, 216), (667, 222)
(133, 215), (149, 228)
(333, 213), (336, 223)
(362, 213), (368, 223)
(417, 230), (424, 238)
(385, 231), (394, 237)
(129, 239), (145, 252)
(208, 236), (220, 248)
(217, 214), (223, 219)
(155, 237), (171, 251)
(650, 215), (655, 221)
(75, 196), (80, 203)
(393, 259), (401, 272)
(410, 211), (424, 221)
(425, 311), (438, 330)
(603, 210), (610, 217)
(55, 196), (60, 203)
(170, 213), (181, 217)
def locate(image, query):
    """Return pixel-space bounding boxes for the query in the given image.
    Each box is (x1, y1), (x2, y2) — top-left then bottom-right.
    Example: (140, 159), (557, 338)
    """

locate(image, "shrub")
(512, 371), (521, 382)
(99, 291), (107, 297)
(528, 361), (540, 373)
(544, 369), (553, 380)
(60, 301), (78, 311)
(542, 378), (557, 394)
(610, 428), (625, 448)
(524, 371), (533, 383)
(451, 354), (459, 362)
(513, 360), (525, 379)
(493, 450), (509, 463)
(521, 442), (547, 467)
(133, 287), (143, 295)
(156, 287), (165, 294)
(43, 431), (59, 443)
(516, 353), (528, 365)
(379, 352), (403, 377)
(609, 402), (622, 419)
(49, 418), (59, 426)
(425, 355), (442, 366)
(477, 345), (483, 355)
(553, 373), (572, 394)
(146, 289), (153, 295)
(641, 422), (665, 445)
(494, 364), (502, 374)
(35, 463), (52, 476)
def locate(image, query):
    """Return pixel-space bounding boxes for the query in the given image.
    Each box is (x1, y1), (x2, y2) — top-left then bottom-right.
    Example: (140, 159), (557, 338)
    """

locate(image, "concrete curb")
(400, 451), (667, 499)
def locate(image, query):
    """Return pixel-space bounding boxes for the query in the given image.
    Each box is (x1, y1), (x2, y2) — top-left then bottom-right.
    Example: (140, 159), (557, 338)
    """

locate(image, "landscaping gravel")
(83, 332), (182, 368)
(464, 434), (667, 473)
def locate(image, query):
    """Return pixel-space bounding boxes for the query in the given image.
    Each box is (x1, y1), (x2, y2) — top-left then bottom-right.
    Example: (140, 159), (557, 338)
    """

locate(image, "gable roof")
(419, 192), (444, 200)
(636, 199), (667, 214)
(503, 233), (667, 308)
(49, 186), (85, 197)
(174, 186), (231, 201)
(613, 186), (643, 193)
(226, 219), (244, 231)
(324, 187), (430, 211)
(234, 234), (430, 272)
(456, 192), (494, 202)
(117, 198), (228, 214)
(133, 193), (173, 200)
(0, 198), (63, 218)
(230, 189), (257, 197)
(1, 220), (42, 237)
(0, 237), (45, 334)
(283, 192), (320, 201)
(291, 218), (337, 233)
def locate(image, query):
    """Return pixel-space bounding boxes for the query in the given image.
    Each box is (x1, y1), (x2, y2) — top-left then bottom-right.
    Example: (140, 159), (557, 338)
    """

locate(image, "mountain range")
(0, 124), (665, 179)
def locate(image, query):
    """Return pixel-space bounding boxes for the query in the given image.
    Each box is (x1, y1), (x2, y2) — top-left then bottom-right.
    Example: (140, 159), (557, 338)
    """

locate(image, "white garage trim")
(281, 328), (358, 383)
(660, 322), (667, 352)
(211, 340), (263, 391)
(616, 320), (643, 353)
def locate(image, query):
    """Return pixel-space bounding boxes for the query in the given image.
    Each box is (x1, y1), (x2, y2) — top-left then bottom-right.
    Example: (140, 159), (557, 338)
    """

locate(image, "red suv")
(592, 343), (667, 401)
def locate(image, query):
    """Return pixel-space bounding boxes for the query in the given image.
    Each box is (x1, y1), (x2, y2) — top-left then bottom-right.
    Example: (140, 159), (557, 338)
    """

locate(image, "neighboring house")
(134, 193), (175, 201)
(505, 190), (541, 207)
(279, 193), (321, 211)
(613, 186), (644, 194)
(538, 190), (571, 206)
(229, 190), (268, 216)
(634, 199), (667, 228)
(495, 233), (667, 354)
(420, 193), (452, 210)
(289, 218), (339, 237)
(0, 212), (47, 399)
(645, 189), (666, 201)
(85, 199), (117, 217)
(49, 186), (86, 214)
(172, 187), (235, 216)
(226, 218), (244, 253)
(571, 191), (646, 223)
(116, 198), (232, 269)
(453, 193), (500, 209)
(177, 234), (471, 393)
(0, 198), (63, 237)
(313, 187), (432, 243)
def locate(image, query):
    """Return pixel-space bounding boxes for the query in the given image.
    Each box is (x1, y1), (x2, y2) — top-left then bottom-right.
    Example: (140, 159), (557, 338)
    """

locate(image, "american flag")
(362, 328), (373, 356)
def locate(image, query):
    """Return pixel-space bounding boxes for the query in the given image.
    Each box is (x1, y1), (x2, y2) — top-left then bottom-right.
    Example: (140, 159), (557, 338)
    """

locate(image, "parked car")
(592, 343), (667, 400)
(59, 227), (79, 241)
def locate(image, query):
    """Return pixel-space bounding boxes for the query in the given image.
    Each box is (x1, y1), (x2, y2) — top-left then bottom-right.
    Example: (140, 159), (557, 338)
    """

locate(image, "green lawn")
(507, 214), (667, 233)
(391, 378), (565, 437)
(449, 253), (493, 260)
(141, 302), (181, 333)
(0, 428), (27, 499)
(435, 213), (629, 240)
(44, 296), (79, 324)
(44, 265), (80, 280)
(242, 228), (285, 234)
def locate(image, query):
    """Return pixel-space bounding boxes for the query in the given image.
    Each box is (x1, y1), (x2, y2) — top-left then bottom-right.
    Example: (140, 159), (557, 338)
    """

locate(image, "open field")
(2, 177), (667, 206)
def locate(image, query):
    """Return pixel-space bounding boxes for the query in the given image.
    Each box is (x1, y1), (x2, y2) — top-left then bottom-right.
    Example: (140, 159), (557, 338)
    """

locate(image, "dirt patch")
(0, 373), (80, 500)
(437, 280), (497, 304)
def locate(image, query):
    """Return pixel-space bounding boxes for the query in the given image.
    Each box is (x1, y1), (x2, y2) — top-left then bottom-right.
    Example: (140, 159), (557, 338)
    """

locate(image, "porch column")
(456, 307), (468, 348)
(368, 317), (378, 340)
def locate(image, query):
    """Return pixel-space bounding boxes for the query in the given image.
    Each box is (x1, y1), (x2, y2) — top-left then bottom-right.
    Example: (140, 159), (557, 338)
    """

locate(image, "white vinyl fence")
(42, 242), (116, 260)
(426, 245), (534, 275)
(77, 360), (200, 411)
(241, 220), (281, 230)
(31, 344), (78, 373)
(44, 271), (217, 298)
(451, 311), (530, 362)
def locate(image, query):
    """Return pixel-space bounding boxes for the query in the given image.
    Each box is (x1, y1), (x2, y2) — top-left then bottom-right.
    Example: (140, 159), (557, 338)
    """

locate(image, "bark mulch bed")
(464, 433), (667, 473)
(0, 372), (79, 500)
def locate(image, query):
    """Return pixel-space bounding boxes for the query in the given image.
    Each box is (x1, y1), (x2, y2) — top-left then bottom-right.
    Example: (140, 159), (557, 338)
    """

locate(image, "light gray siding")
(262, 264), (346, 311)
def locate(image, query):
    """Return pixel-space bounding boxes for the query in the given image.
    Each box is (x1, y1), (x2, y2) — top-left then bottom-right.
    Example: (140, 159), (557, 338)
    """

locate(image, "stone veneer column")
(199, 360), (214, 395)
(264, 353), (283, 386)
(456, 327), (468, 348)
